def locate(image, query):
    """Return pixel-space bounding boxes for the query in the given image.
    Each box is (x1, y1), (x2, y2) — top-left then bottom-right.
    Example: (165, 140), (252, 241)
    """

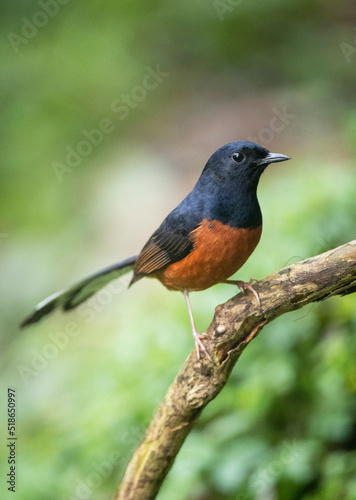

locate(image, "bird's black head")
(188, 141), (290, 229)
(202, 141), (290, 187)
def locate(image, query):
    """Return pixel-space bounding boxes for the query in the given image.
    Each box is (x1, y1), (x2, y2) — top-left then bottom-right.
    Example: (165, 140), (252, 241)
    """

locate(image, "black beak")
(258, 152), (291, 166)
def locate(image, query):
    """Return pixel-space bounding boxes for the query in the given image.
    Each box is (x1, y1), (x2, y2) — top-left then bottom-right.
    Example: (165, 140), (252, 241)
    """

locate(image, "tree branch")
(115, 240), (356, 500)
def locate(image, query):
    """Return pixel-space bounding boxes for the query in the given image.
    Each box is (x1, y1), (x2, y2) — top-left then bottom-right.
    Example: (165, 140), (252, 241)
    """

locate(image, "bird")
(21, 141), (290, 360)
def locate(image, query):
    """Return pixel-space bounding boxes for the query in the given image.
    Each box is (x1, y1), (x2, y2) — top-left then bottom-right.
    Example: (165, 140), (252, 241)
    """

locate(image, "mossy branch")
(115, 240), (356, 500)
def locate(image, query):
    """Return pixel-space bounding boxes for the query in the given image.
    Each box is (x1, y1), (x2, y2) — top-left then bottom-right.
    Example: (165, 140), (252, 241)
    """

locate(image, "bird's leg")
(223, 277), (261, 306)
(183, 289), (212, 361)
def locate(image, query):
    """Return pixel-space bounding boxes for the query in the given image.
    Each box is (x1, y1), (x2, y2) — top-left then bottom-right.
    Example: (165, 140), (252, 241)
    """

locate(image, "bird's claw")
(226, 277), (261, 307)
(193, 330), (212, 361)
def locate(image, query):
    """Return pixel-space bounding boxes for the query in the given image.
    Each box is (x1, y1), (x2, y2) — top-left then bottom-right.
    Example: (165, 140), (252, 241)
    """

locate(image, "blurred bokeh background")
(1, 1), (356, 499)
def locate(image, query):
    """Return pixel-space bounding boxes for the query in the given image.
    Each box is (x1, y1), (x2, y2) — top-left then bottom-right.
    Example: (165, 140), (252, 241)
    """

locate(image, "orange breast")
(153, 219), (262, 291)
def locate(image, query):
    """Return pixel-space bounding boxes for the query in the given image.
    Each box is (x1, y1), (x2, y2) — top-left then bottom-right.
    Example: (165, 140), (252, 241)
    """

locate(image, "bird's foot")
(225, 277), (261, 307)
(192, 329), (212, 361)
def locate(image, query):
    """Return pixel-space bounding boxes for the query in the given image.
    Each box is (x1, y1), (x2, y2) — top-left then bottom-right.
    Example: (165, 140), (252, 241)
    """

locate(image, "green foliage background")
(1, 1), (356, 499)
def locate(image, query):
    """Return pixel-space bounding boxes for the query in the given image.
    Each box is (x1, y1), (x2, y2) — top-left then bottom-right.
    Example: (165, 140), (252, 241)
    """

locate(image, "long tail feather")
(20, 255), (138, 327)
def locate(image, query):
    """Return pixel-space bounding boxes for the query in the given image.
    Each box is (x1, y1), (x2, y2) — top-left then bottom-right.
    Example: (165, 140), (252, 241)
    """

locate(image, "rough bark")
(115, 240), (356, 500)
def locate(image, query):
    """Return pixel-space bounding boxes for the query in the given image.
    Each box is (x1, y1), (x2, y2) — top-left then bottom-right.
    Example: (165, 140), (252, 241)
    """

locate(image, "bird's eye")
(231, 152), (245, 163)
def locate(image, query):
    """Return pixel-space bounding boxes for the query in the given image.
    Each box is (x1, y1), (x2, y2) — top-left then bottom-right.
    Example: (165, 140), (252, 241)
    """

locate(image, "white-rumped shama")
(21, 141), (290, 360)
